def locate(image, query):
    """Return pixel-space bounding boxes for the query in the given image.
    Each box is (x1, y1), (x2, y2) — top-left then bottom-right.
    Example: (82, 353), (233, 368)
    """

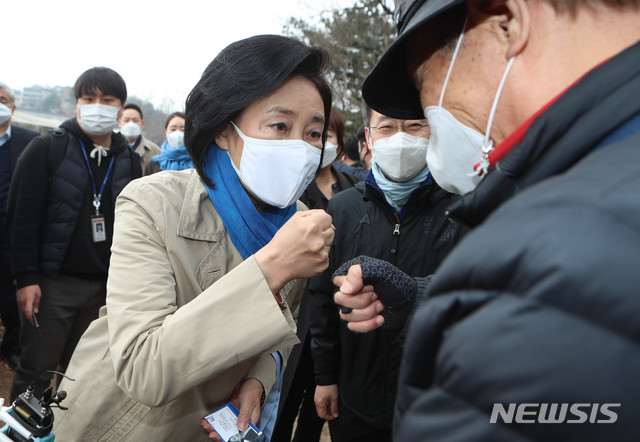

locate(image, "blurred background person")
(118, 103), (161, 175)
(0, 82), (39, 371)
(300, 108), (360, 209)
(342, 135), (364, 168)
(145, 111), (192, 174)
(332, 125), (368, 181)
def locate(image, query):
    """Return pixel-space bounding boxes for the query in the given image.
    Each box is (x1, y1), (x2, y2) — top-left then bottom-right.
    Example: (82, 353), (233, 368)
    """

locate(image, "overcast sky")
(5, 0), (349, 111)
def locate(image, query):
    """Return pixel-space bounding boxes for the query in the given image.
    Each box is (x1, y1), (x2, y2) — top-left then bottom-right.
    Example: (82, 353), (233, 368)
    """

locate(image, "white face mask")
(231, 122), (321, 208)
(0, 103), (12, 125)
(79, 103), (120, 135)
(371, 132), (429, 182)
(167, 130), (185, 148)
(321, 141), (339, 169)
(424, 18), (514, 195)
(121, 121), (142, 139)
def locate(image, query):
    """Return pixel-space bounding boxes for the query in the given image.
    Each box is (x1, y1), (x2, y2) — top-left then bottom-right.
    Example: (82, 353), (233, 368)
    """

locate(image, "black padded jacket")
(309, 175), (467, 429)
(395, 40), (640, 441)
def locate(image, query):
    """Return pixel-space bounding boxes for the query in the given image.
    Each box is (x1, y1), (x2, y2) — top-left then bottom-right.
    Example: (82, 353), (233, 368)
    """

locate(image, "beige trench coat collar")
(177, 172), (227, 242)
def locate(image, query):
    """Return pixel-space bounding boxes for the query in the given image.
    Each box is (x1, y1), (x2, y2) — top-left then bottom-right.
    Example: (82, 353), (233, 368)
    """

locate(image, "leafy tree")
(284, 0), (396, 133)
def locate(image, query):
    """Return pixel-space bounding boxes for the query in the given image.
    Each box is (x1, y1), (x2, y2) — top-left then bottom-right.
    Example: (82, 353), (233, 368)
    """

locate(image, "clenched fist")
(255, 209), (334, 293)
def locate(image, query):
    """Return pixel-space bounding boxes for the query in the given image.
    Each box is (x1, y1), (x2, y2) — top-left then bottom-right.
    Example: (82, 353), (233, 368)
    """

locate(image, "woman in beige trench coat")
(53, 35), (334, 441)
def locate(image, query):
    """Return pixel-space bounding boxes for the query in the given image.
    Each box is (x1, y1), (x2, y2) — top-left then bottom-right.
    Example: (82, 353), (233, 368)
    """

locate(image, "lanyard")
(79, 139), (116, 215)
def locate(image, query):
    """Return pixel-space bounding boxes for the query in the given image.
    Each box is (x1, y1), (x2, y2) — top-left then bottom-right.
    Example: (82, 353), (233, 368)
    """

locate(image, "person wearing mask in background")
(300, 108), (360, 209)
(332, 133), (368, 182)
(53, 35), (334, 442)
(6, 67), (141, 401)
(273, 108), (358, 442)
(310, 104), (466, 442)
(333, 0), (640, 439)
(118, 103), (161, 174)
(145, 111), (192, 174)
(0, 82), (38, 371)
(342, 135), (365, 168)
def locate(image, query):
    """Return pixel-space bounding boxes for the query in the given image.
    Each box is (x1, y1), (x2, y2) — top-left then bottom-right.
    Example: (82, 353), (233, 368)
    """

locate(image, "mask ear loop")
(438, 16), (469, 108)
(473, 56), (516, 177)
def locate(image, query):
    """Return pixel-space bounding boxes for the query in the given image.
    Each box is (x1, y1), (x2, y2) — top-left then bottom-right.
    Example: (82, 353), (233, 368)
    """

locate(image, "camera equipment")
(0, 382), (67, 441)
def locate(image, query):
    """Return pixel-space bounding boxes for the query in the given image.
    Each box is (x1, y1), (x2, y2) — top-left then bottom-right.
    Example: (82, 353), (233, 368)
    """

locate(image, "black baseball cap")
(362, 0), (465, 120)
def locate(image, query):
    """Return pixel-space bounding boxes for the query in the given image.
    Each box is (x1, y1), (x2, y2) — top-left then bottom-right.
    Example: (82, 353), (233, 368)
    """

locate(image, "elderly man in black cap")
(332, 0), (640, 439)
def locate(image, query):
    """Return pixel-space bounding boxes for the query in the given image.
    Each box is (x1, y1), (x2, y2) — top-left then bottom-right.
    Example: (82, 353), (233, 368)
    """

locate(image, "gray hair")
(361, 101), (373, 127)
(0, 82), (15, 103)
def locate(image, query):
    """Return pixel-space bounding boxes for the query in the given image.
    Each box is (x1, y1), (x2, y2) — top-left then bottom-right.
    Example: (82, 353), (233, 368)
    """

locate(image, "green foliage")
(284, 0), (396, 135)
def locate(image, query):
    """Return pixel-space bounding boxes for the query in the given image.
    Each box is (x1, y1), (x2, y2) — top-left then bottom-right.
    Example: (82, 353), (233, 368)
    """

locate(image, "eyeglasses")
(369, 122), (429, 136)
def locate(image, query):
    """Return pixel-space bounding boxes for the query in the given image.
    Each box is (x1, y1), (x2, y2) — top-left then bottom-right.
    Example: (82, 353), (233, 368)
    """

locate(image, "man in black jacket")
(6, 67), (141, 400)
(0, 82), (39, 370)
(333, 0), (640, 439)
(309, 105), (466, 441)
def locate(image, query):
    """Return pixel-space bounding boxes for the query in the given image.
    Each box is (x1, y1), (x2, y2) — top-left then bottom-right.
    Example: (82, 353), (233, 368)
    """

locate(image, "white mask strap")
(473, 56), (516, 176)
(438, 15), (469, 108)
(482, 56), (515, 148)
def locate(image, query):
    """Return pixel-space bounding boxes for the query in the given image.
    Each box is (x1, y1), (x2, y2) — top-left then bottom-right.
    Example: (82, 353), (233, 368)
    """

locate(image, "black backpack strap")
(47, 127), (68, 176)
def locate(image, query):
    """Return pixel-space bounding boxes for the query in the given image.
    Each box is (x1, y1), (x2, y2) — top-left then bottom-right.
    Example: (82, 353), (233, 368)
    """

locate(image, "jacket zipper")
(390, 214), (401, 264)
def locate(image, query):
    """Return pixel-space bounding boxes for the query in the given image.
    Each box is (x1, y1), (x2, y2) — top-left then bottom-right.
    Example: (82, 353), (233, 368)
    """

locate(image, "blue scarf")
(202, 144), (296, 258)
(202, 145), (295, 440)
(371, 160), (431, 212)
(152, 140), (194, 171)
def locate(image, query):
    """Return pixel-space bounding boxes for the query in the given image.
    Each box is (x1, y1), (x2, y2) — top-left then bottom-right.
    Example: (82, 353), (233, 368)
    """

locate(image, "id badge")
(91, 215), (107, 243)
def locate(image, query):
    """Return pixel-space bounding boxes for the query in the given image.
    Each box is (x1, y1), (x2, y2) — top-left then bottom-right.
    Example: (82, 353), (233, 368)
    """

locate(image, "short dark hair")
(124, 103), (143, 120)
(165, 111), (186, 129)
(329, 108), (346, 159)
(74, 67), (127, 103)
(344, 135), (361, 162)
(185, 34), (332, 187)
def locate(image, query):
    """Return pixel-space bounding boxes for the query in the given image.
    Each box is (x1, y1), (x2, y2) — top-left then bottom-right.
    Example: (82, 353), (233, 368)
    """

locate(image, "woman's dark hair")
(74, 67), (127, 103)
(185, 34), (332, 187)
(328, 107), (346, 160)
(165, 111), (186, 129)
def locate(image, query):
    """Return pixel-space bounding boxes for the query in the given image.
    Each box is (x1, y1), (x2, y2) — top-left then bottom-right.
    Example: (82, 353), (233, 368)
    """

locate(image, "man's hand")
(333, 256), (417, 332)
(17, 284), (41, 326)
(201, 378), (264, 441)
(333, 265), (384, 333)
(255, 210), (334, 293)
(314, 384), (339, 420)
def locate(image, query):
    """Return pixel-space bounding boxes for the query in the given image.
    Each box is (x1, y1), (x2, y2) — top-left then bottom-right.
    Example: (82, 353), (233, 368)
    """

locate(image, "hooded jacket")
(395, 39), (640, 442)
(6, 118), (141, 286)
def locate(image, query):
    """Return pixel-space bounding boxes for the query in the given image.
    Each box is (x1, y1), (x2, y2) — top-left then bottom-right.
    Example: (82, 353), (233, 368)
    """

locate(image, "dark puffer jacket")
(395, 40), (640, 441)
(7, 119), (141, 287)
(310, 175), (466, 429)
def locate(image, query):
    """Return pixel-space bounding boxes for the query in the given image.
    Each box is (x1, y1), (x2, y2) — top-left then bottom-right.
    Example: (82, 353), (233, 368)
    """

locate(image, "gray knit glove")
(333, 256), (417, 331)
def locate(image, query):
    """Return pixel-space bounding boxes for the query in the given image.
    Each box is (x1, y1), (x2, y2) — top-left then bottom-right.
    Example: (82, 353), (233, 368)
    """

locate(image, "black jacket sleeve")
(308, 202), (343, 386)
(6, 135), (51, 287)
